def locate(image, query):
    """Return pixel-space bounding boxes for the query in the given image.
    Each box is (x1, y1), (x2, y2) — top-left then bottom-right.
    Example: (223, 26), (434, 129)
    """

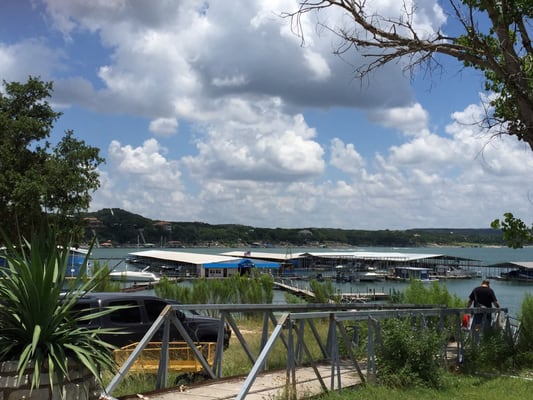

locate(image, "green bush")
(402, 280), (463, 307)
(285, 293), (306, 304)
(376, 317), (445, 389)
(461, 326), (517, 373)
(517, 293), (533, 353)
(309, 279), (340, 303)
(460, 292), (533, 372)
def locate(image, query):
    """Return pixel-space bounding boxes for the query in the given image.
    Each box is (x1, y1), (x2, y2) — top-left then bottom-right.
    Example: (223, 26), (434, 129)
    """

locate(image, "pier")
(273, 280), (390, 303)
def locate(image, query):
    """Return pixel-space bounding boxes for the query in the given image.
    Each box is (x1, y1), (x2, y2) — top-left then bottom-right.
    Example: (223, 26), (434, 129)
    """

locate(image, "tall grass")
(396, 279), (464, 307)
(155, 273), (274, 318)
(308, 278), (341, 303)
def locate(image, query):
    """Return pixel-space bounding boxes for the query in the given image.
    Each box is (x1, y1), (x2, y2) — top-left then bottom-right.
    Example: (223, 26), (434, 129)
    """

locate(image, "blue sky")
(2, 0), (533, 230)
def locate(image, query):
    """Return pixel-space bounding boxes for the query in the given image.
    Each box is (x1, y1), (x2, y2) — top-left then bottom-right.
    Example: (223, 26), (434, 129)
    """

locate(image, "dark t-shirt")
(469, 286), (497, 308)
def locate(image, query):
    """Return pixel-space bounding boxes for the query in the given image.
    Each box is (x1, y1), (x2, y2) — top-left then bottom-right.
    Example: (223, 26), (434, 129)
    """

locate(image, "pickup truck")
(70, 292), (231, 349)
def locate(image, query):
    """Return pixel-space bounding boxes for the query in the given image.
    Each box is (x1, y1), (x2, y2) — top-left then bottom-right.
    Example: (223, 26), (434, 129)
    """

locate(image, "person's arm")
(491, 289), (499, 308)
(467, 290), (475, 308)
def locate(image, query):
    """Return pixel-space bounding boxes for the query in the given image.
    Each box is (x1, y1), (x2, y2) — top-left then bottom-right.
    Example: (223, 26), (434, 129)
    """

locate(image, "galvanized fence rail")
(103, 303), (515, 400)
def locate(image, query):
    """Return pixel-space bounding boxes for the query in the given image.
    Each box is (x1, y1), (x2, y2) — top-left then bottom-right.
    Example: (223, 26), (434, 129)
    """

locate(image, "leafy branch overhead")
(286, 1), (533, 149)
(491, 212), (533, 249)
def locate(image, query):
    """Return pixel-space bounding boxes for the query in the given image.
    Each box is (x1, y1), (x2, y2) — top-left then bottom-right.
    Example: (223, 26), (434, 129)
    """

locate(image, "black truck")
(70, 292), (231, 349)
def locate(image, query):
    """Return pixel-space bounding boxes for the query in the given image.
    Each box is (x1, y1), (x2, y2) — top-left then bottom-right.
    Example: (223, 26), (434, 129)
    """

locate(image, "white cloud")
(368, 103), (430, 136)
(41, 0), (414, 117)
(0, 39), (64, 82)
(149, 117), (178, 137)
(87, 96), (533, 230)
(182, 106), (325, 182)
(94, 139), (199, 220)
(330, 138), (365, 174)
(6, 1), (533, 229)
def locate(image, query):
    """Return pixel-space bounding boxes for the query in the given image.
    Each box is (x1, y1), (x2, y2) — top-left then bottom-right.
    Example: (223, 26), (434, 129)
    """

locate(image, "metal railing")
(103, 303), (515, 399)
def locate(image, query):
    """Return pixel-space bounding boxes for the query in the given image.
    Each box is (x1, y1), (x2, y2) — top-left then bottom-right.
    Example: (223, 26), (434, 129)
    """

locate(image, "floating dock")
(273, 281), (389, 303)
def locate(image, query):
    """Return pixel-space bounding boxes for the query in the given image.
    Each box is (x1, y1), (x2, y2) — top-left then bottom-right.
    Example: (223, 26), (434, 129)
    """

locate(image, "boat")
(498, 262), (533, 282)
(357, 271), (387, 282)
(66, 247), (91, 278)
(109, 269), (160, 283)
(388, 266), (439, 282)
(431, 264), (480, 279)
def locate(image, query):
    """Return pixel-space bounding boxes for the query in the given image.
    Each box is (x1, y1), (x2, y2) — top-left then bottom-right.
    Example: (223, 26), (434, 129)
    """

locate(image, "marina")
(89, 245), (533, 316)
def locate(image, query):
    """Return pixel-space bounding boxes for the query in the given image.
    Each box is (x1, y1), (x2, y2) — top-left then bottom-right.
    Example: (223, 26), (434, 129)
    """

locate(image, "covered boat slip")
(128, 249), (481, 280)
(486, 261), (533, 281)
(224, 250), (481, 279)
(127, 250), (279, 278)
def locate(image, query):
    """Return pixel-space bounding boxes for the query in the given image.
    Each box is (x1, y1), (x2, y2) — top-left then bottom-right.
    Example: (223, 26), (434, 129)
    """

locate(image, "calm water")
(90, 246), (533, 317)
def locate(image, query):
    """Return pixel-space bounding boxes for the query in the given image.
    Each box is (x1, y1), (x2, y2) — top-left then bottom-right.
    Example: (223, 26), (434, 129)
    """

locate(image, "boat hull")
(109, 271), (160, 282)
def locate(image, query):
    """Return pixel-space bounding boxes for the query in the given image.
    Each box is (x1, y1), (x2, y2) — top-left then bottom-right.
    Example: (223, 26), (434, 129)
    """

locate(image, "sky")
(1, 0), (533, 230)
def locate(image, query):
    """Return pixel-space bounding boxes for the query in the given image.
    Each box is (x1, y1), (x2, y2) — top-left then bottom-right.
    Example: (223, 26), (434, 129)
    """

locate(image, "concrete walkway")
(125, 362), (364, 400)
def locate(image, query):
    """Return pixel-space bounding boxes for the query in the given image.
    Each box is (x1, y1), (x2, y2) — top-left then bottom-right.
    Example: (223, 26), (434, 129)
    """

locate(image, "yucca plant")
(0, 225), (118, 396)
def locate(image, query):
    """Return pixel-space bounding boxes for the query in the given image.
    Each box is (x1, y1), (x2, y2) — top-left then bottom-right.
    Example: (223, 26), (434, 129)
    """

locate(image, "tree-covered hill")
(81, 208), (505, 248)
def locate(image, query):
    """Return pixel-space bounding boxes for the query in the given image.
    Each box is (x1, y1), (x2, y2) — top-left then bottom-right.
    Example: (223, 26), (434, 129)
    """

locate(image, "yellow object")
(113, 342), (216, 373)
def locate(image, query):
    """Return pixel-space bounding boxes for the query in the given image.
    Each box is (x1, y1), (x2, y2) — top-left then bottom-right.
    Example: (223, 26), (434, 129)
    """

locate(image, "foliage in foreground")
(0, 227), (117, 393)
(376, 317), (446, 389)
(461, 326), (517, 374)
(517, 293), (533, 354)
(491, 212), (533, 248)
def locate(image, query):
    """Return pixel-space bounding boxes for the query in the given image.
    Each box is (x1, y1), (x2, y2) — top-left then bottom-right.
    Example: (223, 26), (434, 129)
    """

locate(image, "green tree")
(288, 1), (533, 149)
(491, 212), (533, 248)
(0, 77), (104, 242)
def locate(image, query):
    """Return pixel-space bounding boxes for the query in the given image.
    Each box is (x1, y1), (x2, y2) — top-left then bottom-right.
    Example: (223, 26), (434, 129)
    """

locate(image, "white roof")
(508, 261), (533, 270)
(301, 251), (444, 262)
(222, 251), (297, 261)
(223, 250), (448, 262)
(129, 250), (236, 265)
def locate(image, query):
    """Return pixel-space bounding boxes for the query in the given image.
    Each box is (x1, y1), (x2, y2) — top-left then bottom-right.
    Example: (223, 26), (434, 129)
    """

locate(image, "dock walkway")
(273, 281), (389, 302)
(126, 361), (364, 400)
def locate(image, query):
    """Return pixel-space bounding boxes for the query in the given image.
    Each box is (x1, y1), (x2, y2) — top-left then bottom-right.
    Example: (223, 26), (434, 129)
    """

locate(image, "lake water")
(90, 246), (533, 317)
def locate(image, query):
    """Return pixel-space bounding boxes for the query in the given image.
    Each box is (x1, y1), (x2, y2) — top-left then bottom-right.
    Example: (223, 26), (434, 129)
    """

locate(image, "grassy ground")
(316, 374), (533, 400)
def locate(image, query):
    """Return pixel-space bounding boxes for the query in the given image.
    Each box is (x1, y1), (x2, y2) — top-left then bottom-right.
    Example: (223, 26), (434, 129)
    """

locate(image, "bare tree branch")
(283, 0), (533, 150)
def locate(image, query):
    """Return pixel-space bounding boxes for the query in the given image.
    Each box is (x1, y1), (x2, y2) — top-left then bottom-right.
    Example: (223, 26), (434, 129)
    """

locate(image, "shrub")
(461, 326), (517, 373)
(517, 293), (533, 353)
(309, 279), (340, 303)
(402, 280), (463, 307)
(376, 317), (445, 388)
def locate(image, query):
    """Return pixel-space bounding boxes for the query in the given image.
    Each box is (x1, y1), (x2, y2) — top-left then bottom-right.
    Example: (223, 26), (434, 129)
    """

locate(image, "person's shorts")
(473, 312), (491, 325)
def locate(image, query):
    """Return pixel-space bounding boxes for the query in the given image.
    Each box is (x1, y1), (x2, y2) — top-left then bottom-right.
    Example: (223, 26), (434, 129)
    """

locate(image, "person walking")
(467, 279), (499, 333)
